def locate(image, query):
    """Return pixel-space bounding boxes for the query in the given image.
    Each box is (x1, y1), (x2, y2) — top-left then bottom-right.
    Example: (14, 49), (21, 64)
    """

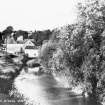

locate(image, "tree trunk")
(89, 75), (98, 99)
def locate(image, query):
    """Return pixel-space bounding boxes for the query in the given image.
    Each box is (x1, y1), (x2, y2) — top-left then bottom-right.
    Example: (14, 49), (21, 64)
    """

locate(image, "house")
(3, 39), (39, 57)
(24, 39), (39, 58)
(3, 44), (24, 54)
(24, 48), (39, 58)
(3, 36), (23, 54)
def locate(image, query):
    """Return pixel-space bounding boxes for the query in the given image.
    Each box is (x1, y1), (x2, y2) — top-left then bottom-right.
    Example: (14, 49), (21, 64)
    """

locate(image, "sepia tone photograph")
(0, 0), (105, 105)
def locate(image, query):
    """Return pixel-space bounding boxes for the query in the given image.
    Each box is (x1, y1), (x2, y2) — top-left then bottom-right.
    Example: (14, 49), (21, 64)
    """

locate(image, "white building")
(24, 49), (39, 58)
(24, 40), (39, 58)
(3, 39), (39, 57)
(3, 44), (24, 54)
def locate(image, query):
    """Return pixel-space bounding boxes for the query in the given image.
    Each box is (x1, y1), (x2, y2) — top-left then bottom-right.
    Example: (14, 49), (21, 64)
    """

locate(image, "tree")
(38, 41), (58, 72)
(46, 0), (105, 101)
(30, 30), (52, 46)
(0, 32), (3, 44)
(2, 26), (14, 40)
(76, 0), (105, 100)
(13, 30), (28, 41)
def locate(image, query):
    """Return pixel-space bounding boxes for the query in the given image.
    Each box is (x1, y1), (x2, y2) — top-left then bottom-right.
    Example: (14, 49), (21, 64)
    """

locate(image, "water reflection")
(14, 73), (102, 105)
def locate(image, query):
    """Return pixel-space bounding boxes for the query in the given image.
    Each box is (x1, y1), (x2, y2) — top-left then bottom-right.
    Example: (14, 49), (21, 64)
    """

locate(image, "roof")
(24, 39), (35, 48)
(24, 39), (39, 49)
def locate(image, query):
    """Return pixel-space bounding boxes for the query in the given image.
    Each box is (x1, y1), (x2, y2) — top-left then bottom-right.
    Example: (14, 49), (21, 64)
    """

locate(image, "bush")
(38, 41), (57, 69)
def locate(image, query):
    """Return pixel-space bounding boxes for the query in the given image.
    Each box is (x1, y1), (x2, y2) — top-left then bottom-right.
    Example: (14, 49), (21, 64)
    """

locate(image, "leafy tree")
(30, 30), (52, 46)
(0, 32), (3, 44)
(38, 41), (58, 72)
(13, 30), (28, 41)
(2, 26), (14, 40)
(46, 0), (105, 101)
(76, 0), (105, 99)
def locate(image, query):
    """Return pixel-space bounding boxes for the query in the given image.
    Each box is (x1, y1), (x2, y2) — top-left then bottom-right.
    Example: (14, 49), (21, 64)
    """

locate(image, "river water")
(0, 56), (102, 105)
(14, 72), (102, 105)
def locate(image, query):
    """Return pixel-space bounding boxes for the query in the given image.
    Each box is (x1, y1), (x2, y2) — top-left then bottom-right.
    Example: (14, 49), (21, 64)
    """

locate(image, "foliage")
(41, 0), (105, 102)
(29, 30), (52, 45)
(76, 0), (105, 100)
(38, 41), (58, 71)
(2, 26), (14, 40)
(13, 30), (28, 41)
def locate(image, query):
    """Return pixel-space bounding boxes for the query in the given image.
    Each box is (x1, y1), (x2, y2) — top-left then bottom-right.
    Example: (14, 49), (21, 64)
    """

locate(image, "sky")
(0, 0), (83, 31)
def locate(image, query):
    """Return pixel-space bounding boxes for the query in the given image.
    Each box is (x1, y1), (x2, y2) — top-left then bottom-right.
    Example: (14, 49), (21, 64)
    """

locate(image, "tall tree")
(46, 0), (105, 101)
(2, 26), (14, 40)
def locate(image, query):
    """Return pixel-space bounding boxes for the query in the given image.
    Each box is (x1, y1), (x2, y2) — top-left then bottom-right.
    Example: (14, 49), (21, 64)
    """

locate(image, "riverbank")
(0, 78), (24, 105)
(53, 73), (88, 97)
(0, 93), (24, 105)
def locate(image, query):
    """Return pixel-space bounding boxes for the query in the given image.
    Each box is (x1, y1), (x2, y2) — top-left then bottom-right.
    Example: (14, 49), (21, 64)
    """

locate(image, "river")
(14, 71), (102, 105)
(0, 56), (102, 105)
